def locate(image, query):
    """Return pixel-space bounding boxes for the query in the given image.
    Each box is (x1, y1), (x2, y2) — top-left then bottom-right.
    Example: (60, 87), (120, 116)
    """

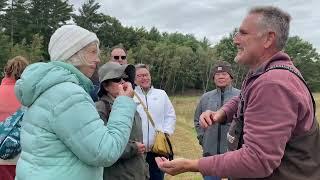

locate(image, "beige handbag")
(134, 92), (174, 160)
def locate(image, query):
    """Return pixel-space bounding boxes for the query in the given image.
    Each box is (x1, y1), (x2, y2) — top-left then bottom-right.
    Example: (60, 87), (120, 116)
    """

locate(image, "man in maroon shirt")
(155, 6), (320, 180)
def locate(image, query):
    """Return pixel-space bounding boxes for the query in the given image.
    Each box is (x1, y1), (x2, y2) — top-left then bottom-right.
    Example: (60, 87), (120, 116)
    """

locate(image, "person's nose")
(119, 60), (128, 65)
(233, 32), (240, 45)
(96, 56), (101, 64)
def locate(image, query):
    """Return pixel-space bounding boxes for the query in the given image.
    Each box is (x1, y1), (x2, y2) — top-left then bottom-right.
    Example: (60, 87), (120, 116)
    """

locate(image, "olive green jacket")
(96, 95), (149, 180)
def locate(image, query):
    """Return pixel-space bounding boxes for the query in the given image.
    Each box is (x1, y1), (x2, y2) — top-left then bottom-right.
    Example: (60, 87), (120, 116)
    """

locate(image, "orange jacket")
(0, 76), (20, 121)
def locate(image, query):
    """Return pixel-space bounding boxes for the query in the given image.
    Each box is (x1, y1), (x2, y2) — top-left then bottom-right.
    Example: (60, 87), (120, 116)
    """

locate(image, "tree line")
(1, 0), (319, 93)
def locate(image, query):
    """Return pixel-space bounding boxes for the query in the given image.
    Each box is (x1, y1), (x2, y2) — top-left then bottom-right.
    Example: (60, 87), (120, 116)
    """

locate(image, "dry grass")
(165, 96), (202, 180)
(165, 93), (320, 180)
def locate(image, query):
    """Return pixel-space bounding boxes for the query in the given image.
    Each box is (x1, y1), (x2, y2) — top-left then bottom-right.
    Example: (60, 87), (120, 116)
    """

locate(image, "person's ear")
(264, 31), (276, 49)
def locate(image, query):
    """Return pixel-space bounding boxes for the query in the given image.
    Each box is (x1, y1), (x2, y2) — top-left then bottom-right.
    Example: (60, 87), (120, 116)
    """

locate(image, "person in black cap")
(95, 62), (149, 180)
(194, 61), (240, 180)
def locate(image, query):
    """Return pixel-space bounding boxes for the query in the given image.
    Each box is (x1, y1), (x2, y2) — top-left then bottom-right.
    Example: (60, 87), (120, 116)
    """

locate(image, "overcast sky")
(70, 0), (320, 52)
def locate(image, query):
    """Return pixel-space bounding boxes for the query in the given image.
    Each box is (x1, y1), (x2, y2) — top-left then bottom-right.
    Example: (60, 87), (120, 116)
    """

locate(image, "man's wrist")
(185, 159), (200, 172)
(217, 109), (227, 123)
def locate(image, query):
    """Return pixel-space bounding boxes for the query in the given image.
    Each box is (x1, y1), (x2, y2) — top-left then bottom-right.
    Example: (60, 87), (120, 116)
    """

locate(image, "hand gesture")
(200, 109), (226, 128)
(135, 142), (146, 154)
(119, 82), (134, 97)
(155, 157), (199, 176)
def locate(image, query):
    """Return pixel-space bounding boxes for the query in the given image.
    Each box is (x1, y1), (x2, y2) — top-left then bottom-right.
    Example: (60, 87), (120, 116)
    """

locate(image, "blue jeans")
(204, 176), (221, 180)
(146, 152), (165, 180)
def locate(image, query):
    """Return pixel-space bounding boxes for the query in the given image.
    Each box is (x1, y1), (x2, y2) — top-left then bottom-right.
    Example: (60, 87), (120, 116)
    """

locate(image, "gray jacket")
(96, 95), (149, 180)
(194, 85), (240, 156)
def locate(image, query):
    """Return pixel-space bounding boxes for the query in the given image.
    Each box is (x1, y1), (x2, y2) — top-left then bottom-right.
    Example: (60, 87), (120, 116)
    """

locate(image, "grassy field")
(165, 93), (320, 180)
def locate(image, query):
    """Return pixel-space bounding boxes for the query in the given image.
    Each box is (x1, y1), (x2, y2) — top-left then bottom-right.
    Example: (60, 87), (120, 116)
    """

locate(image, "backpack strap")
(266, 65), (316, 116)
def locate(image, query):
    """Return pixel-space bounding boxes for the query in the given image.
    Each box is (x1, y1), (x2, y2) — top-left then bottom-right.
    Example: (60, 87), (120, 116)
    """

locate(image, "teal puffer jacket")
(14, 61), (136, 180)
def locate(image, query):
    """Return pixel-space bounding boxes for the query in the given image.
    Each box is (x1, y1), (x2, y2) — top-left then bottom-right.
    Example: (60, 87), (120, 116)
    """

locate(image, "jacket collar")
(136, 85), (154, 95)
(51, 61), (93, 93)
(248, 51), (291, 78)
(1, 76), (16, 85)
(216, 84), (233, 94)
(241, 51), (292, 93)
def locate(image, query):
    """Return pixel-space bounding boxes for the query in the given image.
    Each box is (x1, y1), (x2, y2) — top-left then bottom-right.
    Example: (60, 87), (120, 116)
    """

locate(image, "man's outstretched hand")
(155, 157), (199, 176)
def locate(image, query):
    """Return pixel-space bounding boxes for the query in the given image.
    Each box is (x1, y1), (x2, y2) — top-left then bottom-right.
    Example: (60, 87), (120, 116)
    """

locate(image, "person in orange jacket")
(0, 56), (29, 180)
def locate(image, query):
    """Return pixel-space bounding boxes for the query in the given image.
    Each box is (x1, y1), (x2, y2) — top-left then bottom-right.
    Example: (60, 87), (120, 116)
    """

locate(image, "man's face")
(135, 68), (151, 90)
(110, 48), (127, 65)
(214, 72), (232, 88)
(233, 13), (266, 66)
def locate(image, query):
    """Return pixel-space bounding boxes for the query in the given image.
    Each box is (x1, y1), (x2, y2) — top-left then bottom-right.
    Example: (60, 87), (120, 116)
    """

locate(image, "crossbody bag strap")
(0, 108), (24, 144)
(133, 91), (156, 128)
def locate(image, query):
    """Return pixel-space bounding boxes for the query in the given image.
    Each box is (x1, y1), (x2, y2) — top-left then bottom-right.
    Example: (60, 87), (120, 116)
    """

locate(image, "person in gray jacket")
(95, 62), (149, 180)
(194, 61), (240, 180)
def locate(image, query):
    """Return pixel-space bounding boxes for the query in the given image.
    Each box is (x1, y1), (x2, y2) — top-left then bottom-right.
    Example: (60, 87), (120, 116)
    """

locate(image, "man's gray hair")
(135, 63), (150, 71)
(249, 6), (291, 50)
(110, 44), (127, 54)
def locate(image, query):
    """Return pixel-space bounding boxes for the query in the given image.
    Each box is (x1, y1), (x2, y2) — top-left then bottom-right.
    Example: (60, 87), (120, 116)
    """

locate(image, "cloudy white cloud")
(70, 0), (320, 51)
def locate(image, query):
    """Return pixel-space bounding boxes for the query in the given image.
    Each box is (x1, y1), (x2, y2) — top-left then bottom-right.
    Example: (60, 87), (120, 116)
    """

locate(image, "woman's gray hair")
(66, 41), (100, 67)
(249, 6), (291, 50)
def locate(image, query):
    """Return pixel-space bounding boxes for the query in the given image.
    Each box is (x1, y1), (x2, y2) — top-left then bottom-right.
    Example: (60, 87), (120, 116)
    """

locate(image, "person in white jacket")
(134, 63), (176, 180)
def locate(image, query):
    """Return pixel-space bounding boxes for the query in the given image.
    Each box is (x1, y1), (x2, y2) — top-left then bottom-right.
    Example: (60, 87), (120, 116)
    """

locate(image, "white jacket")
(134, 86), (176, 150)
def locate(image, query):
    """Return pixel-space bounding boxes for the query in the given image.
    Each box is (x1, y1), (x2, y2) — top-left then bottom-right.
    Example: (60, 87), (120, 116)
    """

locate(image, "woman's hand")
(119, 82), (134, 97)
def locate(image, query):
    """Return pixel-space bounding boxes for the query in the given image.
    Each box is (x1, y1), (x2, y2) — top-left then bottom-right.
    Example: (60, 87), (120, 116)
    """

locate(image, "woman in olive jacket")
(96, 62), (149, 180)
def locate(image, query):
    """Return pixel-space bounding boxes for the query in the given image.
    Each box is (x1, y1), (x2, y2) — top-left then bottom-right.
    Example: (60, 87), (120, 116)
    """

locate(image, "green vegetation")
(0, 0), (320, 93)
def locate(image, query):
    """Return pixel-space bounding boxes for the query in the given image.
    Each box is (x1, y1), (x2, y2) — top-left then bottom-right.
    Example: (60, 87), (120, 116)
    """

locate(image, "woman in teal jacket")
(14, 25), (136, 180)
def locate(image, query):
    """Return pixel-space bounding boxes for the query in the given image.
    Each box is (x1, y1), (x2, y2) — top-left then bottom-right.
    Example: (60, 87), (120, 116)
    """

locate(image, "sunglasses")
(113, 56), (127, 60)
(109, 77), (130, 83)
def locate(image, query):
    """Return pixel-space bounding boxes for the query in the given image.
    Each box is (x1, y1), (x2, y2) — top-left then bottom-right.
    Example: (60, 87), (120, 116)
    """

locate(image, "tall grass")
(165, 93), (320, 180)
(166, 96), (202, 180)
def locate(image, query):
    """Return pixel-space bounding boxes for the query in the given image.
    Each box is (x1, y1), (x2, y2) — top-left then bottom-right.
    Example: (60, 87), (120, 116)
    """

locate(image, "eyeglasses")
(136, 73), (149, 78)
(109, 77), (130, 83)
(113, 56), (127, 60)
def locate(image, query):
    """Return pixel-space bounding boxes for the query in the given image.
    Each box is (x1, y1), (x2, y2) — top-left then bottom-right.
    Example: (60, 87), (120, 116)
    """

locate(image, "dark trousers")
(146, 152), (165, 180)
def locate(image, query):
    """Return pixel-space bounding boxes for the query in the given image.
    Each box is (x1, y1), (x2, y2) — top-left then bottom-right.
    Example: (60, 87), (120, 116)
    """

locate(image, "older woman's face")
(103, 78), (126, 98)
(78, 43), (100, 78)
